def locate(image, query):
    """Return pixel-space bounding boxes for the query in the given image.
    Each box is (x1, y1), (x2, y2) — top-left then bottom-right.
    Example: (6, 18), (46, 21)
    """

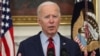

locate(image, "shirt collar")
(40, 32), (60, 45)
(52, 33), (59, 45)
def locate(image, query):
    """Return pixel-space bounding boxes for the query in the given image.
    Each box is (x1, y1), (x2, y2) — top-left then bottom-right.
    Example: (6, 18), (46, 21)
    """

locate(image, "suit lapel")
(60, 36), (67, 49)
(59, 32), (67, 49)
(59, 35), (70, 56)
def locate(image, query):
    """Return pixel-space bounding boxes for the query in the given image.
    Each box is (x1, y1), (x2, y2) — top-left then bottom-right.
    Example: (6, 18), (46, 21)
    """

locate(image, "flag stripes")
(0, 0), (15, 56)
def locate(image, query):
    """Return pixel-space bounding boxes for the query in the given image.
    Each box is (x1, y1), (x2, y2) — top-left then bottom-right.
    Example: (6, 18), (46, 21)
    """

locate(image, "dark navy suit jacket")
(17, 32), (82, 56)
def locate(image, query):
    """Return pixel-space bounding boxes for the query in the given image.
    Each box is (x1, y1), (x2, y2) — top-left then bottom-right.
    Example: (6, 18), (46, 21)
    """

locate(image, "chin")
(49, 31), (56, 34)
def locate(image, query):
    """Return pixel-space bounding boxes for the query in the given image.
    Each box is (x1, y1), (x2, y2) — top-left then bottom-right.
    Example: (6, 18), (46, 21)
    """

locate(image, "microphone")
(47, 48), (55, 56)
(60, 48), (68, 56)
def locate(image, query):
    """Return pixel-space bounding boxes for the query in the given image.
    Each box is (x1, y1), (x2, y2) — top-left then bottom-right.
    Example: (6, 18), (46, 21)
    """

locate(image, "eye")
(53, 15), (57, 18)
(44, 15), (50, 18)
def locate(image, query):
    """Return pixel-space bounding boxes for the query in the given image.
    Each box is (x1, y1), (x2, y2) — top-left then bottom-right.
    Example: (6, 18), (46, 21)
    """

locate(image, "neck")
(42, 31), (57, 38)
(47, 34), (55, 38)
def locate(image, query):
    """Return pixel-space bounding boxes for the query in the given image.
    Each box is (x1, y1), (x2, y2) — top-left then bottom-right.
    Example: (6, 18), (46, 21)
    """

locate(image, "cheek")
(55, 19), (60, 24)
(39, 20), (47, 27)
(38, 20), (44, 26)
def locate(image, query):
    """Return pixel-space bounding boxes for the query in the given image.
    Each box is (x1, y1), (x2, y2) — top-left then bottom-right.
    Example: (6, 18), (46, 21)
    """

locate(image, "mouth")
(48, 26), (55, 30)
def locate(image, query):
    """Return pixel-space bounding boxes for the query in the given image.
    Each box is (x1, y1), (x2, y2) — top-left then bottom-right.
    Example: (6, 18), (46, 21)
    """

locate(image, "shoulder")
(60, 35), (81, 50)
(22, 31), (41, 43)
(20, 35), (38, 45)
(58, 33), (82, 55)
(62, 36), (77, 45)
(59, 33), (79, 46)
(19, 32), (41, 46)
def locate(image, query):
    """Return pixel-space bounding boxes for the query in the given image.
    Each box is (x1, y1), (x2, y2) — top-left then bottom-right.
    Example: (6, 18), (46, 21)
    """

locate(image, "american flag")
(0, 0), (15, 56)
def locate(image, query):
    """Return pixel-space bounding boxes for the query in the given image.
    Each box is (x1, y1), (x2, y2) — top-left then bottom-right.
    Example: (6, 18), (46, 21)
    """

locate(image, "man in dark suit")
(17, 1), (82, 56)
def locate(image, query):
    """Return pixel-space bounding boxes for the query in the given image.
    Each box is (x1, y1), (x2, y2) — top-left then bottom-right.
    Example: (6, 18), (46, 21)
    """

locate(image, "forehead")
(41, 4), (59, 12)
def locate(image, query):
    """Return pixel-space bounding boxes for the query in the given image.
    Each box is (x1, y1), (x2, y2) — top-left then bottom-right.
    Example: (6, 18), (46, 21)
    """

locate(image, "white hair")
(37, 1), (61, 17)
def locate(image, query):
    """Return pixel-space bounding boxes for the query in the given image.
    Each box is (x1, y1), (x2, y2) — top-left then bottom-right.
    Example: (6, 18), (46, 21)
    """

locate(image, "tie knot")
(48, 38), (53, 42)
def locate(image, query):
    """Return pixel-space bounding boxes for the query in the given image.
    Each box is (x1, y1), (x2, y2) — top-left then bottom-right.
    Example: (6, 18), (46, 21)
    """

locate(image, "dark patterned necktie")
(47, 38), (55, 56)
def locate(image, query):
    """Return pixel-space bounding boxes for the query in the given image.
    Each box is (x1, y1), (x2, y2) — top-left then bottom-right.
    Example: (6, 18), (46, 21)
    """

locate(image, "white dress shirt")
(40, 32), (60, 56)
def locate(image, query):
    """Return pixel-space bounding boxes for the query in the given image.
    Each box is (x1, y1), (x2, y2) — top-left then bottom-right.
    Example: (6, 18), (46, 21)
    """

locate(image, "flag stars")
(1, 22), (9, 28)
(6, 1), (9, 5)
(6, 15), (10, 20)
(76, 0), (83, 3)
(89, 0), (92, 2)
(1, 22), (4, 26)
(7, 8), (10, 12)
(2, 7), (6, 12)
(77, 0), (80, 2)
(1, 0), (13, 36)
(2, 0), (6, 4)
(1, 29), (4, 34)
(1, 14), (5, 19)
(5, 23), (9, 27)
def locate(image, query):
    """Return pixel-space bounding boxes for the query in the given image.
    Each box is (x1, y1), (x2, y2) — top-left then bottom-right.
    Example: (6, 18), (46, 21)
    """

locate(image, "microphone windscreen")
(47, 48), (55, 56)
(60, 48), (68, 56)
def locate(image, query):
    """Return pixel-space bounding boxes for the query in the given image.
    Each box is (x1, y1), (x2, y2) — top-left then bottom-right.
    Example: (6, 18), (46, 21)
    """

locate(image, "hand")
(18, 53), (21, 56)
(84, 51), (96, 56)
(90, 51), (96, 56)
(84, 50), (88, 56)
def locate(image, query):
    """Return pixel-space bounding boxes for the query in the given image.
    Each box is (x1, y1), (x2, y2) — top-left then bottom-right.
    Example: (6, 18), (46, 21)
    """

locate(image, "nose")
(49, 16), (54, 23)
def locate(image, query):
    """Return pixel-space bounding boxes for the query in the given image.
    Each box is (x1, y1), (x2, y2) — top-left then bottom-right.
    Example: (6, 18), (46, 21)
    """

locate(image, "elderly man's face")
(38, 4), (61, 36)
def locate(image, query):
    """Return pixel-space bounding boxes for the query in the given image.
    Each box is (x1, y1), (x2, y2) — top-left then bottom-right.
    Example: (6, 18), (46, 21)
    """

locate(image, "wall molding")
(12, 15), (72, 26)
